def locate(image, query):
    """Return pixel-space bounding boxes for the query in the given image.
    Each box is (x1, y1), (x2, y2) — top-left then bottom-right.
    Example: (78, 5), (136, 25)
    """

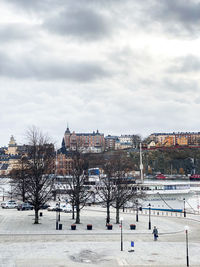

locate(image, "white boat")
(135, 144), (198, 212)
(135, 180), (194, 212)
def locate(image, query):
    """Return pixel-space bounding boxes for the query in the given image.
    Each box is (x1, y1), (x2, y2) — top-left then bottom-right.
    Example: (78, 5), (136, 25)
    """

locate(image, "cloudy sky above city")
(1, 0), (200, 147)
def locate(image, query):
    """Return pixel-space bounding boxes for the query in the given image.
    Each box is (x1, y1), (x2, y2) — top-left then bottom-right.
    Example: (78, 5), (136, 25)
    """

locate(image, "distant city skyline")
(2, 127), (200, 148)
(1, 1), (200, 147)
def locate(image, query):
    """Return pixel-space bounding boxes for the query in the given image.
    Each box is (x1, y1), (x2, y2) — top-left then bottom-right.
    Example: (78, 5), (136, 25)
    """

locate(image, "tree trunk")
(116, 206), (120, 224)
(53, 191), (56, 201)
(106, 202), (110, 225)
(22, 183), (25, 202)
(75, 206), (80, 224)
(72, 205), (75, 219)
(34, 209), (39, 224)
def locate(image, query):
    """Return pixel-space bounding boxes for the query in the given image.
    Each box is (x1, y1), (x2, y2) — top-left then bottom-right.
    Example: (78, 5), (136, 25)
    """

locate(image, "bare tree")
(96, 160), (116, 225)
(131, 134), (142, 149)
(110, 153), (144, 223)
(67, 152), (92, 224)
(12, 127), (55, 224)
(98, 151), (145, 224)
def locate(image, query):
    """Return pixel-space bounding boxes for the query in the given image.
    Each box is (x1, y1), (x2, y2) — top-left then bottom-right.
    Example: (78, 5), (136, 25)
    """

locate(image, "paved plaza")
(0, 206), (200, 266)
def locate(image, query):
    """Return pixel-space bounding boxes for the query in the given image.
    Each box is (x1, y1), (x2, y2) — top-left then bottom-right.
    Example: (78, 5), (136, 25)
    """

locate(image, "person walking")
(152, 226), (158, 241)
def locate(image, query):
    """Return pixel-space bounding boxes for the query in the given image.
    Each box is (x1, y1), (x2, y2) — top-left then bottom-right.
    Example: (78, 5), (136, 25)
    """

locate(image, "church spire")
(65, 123), (70, 134)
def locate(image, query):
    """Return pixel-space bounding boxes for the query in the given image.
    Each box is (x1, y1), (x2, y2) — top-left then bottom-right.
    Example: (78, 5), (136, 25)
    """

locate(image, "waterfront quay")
(0, 206), (200, 266)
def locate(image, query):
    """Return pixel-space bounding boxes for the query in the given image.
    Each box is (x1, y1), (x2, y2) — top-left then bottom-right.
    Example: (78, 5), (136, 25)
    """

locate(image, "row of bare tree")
(10, 128), (144, 225)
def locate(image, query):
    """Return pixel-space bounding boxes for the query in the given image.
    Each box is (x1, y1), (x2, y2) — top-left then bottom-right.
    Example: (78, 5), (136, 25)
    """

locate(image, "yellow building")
(164, 136), (174, 146)
(177, 136), (188, 146)
(150, 132), (200, 147)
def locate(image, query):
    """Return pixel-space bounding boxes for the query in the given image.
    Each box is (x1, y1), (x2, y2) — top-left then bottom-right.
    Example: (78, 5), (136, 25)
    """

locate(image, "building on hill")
(0, 137), (29, 175)
(149, 132), (200, 147)
(57, 126), (106, 175)
(177, 136), (188, 146)
(105, 135), (118, 150)
(164, 136), (174, 146)
(62, 127), (105, 153)
(105, 134), (139, 151)
(147, 140), (156, 149)
(118, 135), (133, 149)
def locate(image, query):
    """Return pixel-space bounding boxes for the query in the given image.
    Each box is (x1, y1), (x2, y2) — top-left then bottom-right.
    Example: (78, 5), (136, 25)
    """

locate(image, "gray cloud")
(5, 0), (115, 40)
(5, 0), (52, 12)
(161, 78), (199, 94)
(43, 6), (112, 40)
(5, 0), (121, 12)
(149, 0), (200, 37)
(169, 55), (200, 73)
(0, 52), (110, 81)
(0, 23), (35, 43)
(6, 0), (200, 39)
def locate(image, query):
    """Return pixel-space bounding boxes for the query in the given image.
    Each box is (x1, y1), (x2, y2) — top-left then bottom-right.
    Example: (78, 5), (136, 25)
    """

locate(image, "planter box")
(87, 224), (92, 230)
(71, 224), (76, 230)
(130, 224), (136, 230)
(107, 224), (113, 230)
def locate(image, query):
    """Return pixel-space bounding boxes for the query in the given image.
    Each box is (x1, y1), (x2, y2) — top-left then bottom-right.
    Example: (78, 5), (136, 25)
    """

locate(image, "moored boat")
(135, 180), (193, 212)
(190, 174), (200, 181)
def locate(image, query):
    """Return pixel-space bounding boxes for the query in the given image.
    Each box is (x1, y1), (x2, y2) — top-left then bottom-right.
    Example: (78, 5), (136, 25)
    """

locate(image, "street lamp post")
(55, 198), (61, 230)
(56, 207), (58, 230)
(183, 198), (186, 217)
(58, 197), (61, 222)
(120, 217), (123, 251)
(136, 200), (138, 222)
(185, 226), (189, 267)
(148, 203), (151, 230)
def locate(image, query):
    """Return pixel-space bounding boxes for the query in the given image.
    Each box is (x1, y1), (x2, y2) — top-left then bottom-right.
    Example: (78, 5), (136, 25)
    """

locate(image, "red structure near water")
(156, 174), (166, 179)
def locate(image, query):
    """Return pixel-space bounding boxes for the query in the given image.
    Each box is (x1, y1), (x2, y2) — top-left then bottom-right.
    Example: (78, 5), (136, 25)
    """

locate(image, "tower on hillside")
(7, 135), (18, 155)
(64, 125), (71, 149)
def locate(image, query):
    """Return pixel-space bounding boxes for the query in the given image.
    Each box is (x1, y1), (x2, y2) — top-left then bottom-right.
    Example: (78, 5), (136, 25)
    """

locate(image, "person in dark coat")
(152, 226), (158, 241)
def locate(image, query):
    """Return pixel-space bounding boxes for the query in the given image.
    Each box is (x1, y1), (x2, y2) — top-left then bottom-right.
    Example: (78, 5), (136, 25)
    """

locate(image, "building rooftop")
(151, 132), (200, 136)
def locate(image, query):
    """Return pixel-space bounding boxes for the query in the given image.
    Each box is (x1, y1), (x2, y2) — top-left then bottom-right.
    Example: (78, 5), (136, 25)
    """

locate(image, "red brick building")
(63, 127), (105, 153)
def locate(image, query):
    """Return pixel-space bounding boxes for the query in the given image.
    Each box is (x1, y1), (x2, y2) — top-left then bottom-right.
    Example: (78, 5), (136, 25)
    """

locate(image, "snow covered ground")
(0, 206), (200, 266)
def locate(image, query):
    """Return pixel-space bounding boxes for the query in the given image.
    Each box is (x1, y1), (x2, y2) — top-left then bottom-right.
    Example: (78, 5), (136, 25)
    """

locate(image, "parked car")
(62, 203), (72, 213)
(40, 204), (50, 209)
(47, 204), (60, 211)
(17, 202), (33, 211)
(2, 200), (18, 209)
(47, 203), (72, 212)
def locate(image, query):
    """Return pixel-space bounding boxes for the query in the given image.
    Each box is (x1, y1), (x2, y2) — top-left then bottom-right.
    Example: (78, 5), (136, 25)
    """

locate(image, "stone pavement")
(0, 206), (200, 266)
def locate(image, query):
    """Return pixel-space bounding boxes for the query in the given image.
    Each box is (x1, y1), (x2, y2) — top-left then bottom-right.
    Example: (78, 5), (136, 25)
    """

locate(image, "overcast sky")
(1, 0), (200, 147)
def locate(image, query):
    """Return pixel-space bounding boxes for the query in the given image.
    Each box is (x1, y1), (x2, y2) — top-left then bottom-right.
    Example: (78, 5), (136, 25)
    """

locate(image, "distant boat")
(134, 179), (194, 212)
(156, 174), (166, 179)
(190, 174), (200, 181)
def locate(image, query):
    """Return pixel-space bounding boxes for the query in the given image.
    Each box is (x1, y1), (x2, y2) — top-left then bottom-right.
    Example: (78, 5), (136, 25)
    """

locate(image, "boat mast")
(140, 143), (144, 183)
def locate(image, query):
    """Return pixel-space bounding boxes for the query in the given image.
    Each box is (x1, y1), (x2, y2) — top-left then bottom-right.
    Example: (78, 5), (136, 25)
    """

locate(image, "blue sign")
(88, 168), (100, 176)
(131, 241), (134, 247)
